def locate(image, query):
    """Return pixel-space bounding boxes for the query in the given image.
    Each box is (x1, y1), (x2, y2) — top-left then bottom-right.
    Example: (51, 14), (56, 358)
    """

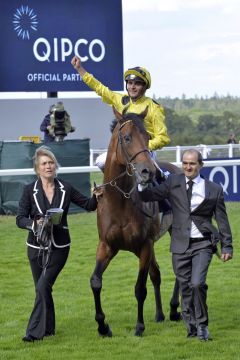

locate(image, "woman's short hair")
(33, 146), (59, 175)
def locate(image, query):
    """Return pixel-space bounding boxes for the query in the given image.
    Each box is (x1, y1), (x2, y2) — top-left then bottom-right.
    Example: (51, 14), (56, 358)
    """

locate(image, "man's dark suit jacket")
(140, 173), (233, 255)
(16, 178), (97, 249)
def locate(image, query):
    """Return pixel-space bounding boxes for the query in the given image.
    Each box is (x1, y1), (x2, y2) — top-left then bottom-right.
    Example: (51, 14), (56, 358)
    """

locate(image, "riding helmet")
(124, 67), (151, 89)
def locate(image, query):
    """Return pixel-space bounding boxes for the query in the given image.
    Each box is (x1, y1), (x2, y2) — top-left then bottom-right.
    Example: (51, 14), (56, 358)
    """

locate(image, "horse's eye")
(124, 134), (132, 143)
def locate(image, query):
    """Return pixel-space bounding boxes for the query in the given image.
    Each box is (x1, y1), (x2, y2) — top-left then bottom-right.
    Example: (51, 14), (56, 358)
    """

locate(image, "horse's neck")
(104, 158), (124, 181)
(104, 143), (119, 179)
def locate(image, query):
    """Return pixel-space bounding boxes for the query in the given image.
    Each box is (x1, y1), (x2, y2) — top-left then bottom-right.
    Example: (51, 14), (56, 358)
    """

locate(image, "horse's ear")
(112, 107), (122, 121)
(140, 106), (148, 119)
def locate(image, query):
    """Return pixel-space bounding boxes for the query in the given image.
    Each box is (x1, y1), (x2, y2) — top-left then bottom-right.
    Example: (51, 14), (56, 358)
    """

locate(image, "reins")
(96, 119), (149, 198)
(34, 214), (54, 275)
(96, 118), (156, 217)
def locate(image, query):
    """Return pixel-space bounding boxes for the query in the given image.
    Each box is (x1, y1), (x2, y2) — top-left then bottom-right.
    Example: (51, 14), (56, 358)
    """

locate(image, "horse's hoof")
(98, 324), (112, 337)
(135, 323), (145, 337)
(170, 311), (182, 321)
(155, 313), (165, 322)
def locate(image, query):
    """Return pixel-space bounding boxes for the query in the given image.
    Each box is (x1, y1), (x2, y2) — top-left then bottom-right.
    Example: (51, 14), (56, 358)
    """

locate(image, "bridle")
(98, 119), (152, 200)
(118, 120), (149, 170)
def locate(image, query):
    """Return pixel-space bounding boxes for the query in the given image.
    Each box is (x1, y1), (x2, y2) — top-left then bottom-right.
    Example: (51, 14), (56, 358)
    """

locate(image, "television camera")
(50, 103), (75, 141)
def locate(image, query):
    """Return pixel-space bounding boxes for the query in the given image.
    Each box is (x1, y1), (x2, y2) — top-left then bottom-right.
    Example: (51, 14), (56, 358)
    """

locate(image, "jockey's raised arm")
(71, 56), (170, 151)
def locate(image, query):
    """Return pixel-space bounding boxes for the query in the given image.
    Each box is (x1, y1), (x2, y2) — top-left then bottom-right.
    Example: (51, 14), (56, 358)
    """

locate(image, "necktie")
(187, 180), (193, 204)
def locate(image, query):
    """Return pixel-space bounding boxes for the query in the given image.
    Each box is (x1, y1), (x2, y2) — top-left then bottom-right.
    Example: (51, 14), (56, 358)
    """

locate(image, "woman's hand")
(92, 183), (103, 202)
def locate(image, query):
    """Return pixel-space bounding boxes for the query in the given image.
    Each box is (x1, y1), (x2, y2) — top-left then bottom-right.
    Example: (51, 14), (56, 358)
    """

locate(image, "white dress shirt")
(186, 175), (205, 238)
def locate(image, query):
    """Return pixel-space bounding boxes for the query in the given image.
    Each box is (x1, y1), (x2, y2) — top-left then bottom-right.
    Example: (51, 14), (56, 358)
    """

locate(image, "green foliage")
(0, 202), (239, 360)
(156, 96), (240, 145)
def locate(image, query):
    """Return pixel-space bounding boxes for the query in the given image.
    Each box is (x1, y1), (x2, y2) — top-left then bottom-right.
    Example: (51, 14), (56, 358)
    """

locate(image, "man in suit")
(138, 149), (233, 341)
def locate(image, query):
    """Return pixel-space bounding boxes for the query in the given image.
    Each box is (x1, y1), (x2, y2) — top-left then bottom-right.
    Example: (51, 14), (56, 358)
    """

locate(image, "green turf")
(0, 202), (239, 360)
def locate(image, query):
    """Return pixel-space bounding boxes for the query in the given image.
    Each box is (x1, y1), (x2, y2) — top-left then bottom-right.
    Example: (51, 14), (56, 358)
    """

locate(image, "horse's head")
(110, 107), (156, 185)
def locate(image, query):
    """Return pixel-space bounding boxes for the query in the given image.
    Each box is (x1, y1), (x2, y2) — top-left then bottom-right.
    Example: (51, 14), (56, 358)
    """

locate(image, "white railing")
(0, 144), (239, 177)
(0, 166), (99, 177)
(90, 144), (240, 166)
(1, 160), (240, 177)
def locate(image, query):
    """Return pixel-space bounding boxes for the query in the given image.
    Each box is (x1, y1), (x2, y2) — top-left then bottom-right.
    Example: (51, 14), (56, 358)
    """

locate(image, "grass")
(0, 201), (239, 360)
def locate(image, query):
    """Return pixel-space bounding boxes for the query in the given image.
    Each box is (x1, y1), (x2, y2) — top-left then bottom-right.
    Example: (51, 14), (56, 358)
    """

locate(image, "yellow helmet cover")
(124, 67), (151, 89)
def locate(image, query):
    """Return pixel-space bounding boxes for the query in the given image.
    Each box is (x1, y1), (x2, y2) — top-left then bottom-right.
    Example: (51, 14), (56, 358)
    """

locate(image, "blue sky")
(122, 0), (240, 98)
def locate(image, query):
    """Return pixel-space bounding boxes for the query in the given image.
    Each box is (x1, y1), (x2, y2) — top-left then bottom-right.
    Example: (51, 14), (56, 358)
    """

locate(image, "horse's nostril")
(142, 168), (150, 174)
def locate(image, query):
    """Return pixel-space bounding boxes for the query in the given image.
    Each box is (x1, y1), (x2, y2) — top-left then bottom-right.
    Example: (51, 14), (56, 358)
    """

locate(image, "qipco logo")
(33, 37), (105, 62)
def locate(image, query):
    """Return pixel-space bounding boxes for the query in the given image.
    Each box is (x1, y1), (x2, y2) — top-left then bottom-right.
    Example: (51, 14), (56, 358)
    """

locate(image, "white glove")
(138, 184), (148, 192)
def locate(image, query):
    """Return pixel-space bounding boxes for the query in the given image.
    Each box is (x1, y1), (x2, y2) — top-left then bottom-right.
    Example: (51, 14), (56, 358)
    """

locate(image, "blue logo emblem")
(13, 5), (38, 40)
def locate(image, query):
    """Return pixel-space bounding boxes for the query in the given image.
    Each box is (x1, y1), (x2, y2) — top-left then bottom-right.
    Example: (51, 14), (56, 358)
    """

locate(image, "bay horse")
(91, 108), (181, 337)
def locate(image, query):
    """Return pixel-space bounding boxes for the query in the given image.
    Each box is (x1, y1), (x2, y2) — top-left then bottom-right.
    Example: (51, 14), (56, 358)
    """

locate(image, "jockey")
(71, 56), (170, 180)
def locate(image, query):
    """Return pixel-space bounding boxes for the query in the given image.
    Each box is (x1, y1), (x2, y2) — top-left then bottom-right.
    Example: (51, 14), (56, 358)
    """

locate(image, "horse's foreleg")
(134, 243), (152, 336)
(90, 241), (116, 337)
(149, 252), (165, 322)
(169, 278), (181, 321)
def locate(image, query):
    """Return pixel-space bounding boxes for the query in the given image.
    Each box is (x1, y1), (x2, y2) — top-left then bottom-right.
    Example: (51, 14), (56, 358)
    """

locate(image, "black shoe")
(22, 335), (39, 342)
(45, 331), (55, 337)
(187, 325), (197, 338)
(187, 331), (197, 338)
(197, 325), (212, 341)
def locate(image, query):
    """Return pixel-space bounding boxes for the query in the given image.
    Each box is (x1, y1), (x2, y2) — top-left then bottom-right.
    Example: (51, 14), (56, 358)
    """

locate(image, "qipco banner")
(0, 0), (123, 92)
(201, 163), (240, 202)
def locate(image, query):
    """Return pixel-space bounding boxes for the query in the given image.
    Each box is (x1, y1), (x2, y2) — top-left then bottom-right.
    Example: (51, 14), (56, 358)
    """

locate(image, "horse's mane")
(110, 119), (118, 133)
(110, 112), (147, 135)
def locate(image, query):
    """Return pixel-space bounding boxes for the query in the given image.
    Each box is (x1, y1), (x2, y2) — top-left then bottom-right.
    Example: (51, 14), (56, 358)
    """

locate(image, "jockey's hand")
(71, 56), (86, 77)
(71, 56), (81, 70)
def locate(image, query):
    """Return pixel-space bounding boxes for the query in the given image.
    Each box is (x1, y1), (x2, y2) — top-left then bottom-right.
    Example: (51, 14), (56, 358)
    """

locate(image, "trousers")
(25, 246), (69, 339)
(172, 245), (213, 332)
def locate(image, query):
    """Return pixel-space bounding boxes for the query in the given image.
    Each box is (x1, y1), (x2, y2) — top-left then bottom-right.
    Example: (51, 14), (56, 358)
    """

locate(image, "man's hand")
(138, 183), (148, 192)
(221, 253), (232, 262)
